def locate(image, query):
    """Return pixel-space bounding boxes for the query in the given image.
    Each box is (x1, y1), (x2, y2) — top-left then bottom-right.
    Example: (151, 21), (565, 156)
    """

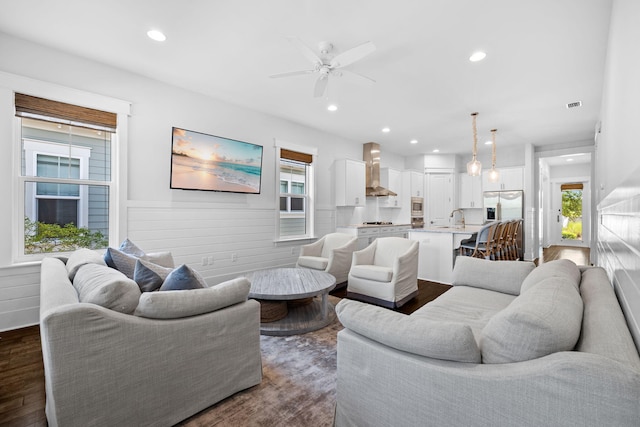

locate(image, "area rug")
(177, 296), (343, 427)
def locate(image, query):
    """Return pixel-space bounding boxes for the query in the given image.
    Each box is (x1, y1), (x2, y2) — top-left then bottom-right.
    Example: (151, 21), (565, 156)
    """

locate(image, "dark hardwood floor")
(0, 325), (46, 427)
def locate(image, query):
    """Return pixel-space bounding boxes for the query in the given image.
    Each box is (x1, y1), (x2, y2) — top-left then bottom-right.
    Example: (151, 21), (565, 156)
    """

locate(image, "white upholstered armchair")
(296, 232), (358, 285)
(347, 237), (419, 308)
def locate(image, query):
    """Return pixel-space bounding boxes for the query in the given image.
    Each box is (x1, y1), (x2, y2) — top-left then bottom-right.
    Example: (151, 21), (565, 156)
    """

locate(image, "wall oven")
(411, 197), (424, 217)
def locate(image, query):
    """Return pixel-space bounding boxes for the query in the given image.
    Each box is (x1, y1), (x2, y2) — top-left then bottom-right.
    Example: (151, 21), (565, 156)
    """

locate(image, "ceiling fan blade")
(341, 68), (376, 84)
(288, 37), (323, 66)
(330, 41), (376, 68)
(314, 75), (329, 98)
(269, 69), (316, 79)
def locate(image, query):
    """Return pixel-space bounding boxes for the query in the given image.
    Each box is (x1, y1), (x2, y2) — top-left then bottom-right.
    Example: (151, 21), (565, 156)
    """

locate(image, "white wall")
(595, 0), (640, 351)
(0, 33), (408, 330)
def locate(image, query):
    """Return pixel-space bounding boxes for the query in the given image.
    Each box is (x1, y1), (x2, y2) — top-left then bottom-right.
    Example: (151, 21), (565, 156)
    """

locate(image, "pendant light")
(466, 112), (482, 176)
(488, 128), (500, 183)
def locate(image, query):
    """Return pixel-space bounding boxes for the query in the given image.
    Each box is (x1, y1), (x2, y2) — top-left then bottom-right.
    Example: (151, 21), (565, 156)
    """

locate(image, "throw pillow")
(520, 259), (581, 294)
(72, 263), (141, 314)
(452, 256), (536, 295)
(66, 248), (107, 281)
(133, 259), (173, 292)
(118, 238), (145, 257)
(335, 299), (481, 363)
(104, 247), (139, 279)
(116, 238), (175, 268)
(480, 276), (583, 364)
(159, 264), (207, 291)
(134, 277), (251, 319)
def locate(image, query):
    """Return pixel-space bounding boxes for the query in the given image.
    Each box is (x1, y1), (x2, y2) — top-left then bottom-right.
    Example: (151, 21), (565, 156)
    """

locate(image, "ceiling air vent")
(566, 101), (582, 109)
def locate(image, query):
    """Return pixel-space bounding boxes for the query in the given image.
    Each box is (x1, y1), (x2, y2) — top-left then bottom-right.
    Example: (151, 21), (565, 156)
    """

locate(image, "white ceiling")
(0, 0), (612, 158)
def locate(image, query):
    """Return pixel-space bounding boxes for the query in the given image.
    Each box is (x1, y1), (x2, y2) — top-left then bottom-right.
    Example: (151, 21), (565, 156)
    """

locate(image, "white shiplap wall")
(596, 173), (640, 353)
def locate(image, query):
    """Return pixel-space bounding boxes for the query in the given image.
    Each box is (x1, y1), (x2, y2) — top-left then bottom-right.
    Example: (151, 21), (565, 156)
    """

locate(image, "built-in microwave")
(411, 197), (424, 217)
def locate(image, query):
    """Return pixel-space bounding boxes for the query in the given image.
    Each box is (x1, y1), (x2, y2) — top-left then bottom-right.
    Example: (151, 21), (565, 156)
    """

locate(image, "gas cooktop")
(363, 221), (393, 225)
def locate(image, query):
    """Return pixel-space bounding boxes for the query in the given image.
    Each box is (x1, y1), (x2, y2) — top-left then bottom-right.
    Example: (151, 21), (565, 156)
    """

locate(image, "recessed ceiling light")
(566, 158), (574, 162)
(382, 127), (390, 133)
(432, 149), (440, 153)
(147, 30), (166, 42)
(410, 139), (418, 144)
(327, 104), (338, 112)
(469, 51), (487, 62)
(485, 140), (493, 145)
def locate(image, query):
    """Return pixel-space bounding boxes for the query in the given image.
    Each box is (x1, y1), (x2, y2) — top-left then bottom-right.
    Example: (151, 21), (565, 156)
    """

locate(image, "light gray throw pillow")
(452, 256), (536, 295)
(520, 258), (581, 294)
(480, 276), (583, 363)
(65, 248), (107, 281)
(72, 263), (141, 314)
(134, 277), (251, 319)
(336, 299), (481, 363)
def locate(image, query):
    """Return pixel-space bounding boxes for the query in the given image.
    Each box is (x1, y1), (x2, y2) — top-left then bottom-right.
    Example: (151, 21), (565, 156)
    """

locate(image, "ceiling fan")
(269, 38), (376, 98)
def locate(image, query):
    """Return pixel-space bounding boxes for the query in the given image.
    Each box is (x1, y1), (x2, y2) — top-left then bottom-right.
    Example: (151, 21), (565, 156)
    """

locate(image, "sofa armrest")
(300, 238), (323, 256)
(336, 299), (480, 363)
(352, 241), (376, 266)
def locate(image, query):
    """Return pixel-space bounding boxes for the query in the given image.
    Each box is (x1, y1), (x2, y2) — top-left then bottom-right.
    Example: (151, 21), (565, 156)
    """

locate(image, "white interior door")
(427, 173), (453, 226)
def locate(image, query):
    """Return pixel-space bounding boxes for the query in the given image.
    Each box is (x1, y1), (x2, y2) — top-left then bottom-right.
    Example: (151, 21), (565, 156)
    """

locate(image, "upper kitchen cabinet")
(379, 167), (402, 208)
(335, 159), (366, 206)
(458, 173), (483, 208)
(482, 166), (524, 191)
(405, 170), (424, 198)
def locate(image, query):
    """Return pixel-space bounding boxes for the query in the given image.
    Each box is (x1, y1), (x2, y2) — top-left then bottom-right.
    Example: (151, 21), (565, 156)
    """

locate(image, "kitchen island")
(409, 225), (483, 284)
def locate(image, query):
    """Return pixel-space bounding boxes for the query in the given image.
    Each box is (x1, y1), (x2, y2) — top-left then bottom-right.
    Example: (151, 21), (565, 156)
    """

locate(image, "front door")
(551, 182), (589, 247)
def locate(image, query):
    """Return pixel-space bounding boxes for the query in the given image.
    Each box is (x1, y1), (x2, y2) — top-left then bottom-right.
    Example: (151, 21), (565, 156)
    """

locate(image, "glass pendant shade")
(467, 112), (481, 176)
(467, 158), (482, 176)
(487, 128), (499, 182)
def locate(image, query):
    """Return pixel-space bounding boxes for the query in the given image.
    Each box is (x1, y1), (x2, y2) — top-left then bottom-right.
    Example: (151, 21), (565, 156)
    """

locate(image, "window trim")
(274, 139), (317, 242)
(2, 72), (131, 265)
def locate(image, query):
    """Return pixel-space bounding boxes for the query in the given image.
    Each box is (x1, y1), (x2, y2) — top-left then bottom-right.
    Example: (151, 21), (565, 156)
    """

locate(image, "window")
(15, 94), (116, 257)
(277, 146), (315, 240)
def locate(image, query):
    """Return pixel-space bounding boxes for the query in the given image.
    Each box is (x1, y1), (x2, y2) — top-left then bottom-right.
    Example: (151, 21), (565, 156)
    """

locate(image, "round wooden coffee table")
(247, 268), (336, 336)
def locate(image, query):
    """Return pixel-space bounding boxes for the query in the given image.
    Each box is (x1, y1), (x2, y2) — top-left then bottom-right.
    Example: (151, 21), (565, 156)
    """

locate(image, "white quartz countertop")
(337, 223), (412, 229)
(409, 225), (483, 234)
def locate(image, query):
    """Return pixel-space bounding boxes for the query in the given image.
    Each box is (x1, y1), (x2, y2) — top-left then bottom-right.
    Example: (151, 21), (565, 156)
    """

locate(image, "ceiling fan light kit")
(269, 37), (377, 98)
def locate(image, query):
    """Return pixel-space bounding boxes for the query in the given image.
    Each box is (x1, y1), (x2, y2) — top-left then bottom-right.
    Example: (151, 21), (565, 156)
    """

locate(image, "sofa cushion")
(66, 248), (107, 281)
(520, 259), (581, 294)
(118, 238), (175, 268)
(134, 277), (251, 319)
(480, 276), (583, 363)
(350, 265), (393, 283)
(72, 263), (141, 314)
(336, 299), (481, 363)
(297, 256), (329, 270)
(159, 264), (207, 291)
(133, 259), (173, 292)
(452, 256), (536, 295)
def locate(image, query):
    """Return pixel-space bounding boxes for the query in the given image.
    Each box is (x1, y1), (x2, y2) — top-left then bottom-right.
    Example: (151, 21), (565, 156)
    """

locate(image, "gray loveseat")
(335, 257), (640, 426)
(39, 249), (262, 427)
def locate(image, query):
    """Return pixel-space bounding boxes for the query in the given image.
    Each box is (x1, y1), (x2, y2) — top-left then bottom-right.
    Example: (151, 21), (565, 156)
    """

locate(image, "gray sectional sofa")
(39, 249), (262, 427)
(335, 256), (640, 427)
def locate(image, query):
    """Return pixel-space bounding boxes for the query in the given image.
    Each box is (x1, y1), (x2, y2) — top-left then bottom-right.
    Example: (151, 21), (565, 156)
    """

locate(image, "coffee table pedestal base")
(258, 298), (336, 336)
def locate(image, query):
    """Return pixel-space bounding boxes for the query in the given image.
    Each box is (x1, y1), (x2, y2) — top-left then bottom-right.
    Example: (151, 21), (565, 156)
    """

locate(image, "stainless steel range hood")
(363, 142), (397, 197)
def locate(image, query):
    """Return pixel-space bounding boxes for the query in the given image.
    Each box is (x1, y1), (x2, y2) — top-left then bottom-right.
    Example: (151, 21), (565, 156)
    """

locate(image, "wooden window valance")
(280, 148), (313, 164)
(15, 93), (117, 131)
(561, 183), (583, 191)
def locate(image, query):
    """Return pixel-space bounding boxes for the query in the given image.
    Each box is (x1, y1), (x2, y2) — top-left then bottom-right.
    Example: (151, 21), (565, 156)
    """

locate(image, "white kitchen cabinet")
(458, 173), (483, 208)
(482, 166), (524, 191)
(379, 167), (402, 208)
(407, 170), (425, 198)
(335, 159), (366, 206)
(409, 229), (474, 284)
(337, 225), (411, 250)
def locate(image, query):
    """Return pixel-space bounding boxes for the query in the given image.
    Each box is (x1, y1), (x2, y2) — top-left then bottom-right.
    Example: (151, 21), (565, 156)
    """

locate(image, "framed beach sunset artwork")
(170, 127), (263, 194)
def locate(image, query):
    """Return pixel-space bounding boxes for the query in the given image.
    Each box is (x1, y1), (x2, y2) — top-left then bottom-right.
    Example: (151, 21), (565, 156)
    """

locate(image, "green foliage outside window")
(561, 190), (583, 240)
(24, 217), (108, 254)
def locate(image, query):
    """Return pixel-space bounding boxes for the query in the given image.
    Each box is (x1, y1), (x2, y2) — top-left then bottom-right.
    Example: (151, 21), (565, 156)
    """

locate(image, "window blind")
(561, 183), (583, 191)
(15, 93), (117, 131)
(280, 148), (312, 164)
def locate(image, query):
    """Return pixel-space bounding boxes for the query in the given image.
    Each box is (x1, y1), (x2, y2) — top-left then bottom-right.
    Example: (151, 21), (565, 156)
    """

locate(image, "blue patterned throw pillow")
(133, 259), (173, 292)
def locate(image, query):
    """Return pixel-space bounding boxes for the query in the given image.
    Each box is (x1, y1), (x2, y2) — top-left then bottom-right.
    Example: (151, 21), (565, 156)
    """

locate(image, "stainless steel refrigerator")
(483, 191), (524, 222)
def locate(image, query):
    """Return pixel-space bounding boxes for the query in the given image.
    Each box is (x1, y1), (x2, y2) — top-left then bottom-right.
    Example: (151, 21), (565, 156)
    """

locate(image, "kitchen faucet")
(450, 209), (465, 228)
